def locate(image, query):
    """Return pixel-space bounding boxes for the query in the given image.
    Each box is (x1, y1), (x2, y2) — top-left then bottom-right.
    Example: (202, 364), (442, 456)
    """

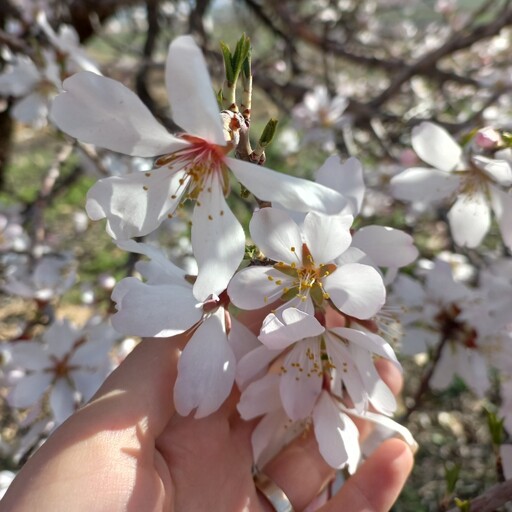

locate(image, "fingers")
(321, 438), (414, 512)
(260, 431), (334, 511)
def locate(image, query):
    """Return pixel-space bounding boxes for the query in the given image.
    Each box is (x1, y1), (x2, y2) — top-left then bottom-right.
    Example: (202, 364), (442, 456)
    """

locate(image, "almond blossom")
(228, 207), (386, 326)
(50, 35), (346, 300)
(5, 318), (118, 424)
(109, 240), (246, 418)
(390, 121), (512, 249)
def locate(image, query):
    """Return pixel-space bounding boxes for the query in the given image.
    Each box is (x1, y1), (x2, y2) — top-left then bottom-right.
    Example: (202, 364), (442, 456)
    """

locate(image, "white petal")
(412, 122), (462, 172)
(174, 310), (235, 418)
(316, 156), (365, 215)
(313, 392), (360, 470)
(227, 317), (261, 362)
(448, 192), (490, 248)
(501, 445), (512, 480)
(474, 156), (512, 186)
(352, 226), (418, 268)
(390, 167), (459, 202)
(329, 327), (400, 368)
(229, 158), (347, 214)
(165, 36), (225, 145)
(490, 185), (512, 250)
(111, 277), (202, 337)
(49, 379), (76, 423)
(280, 339), (323, 420)
(12, 92), (48, 127)
(237, 344), (282, 389)
(251, 409), (290, 465)
(51, 71), (187, 156)
(399, 327), (438, 356)
(303, 211), (353, 264)
(71, 369), (108, 402)
(325, 263), (386, 319)
(116, 240), (187, 284)
(191, 177), (245, 301)
(259, 308), (324, 349)
(238, 374), (282, 419)
(43, 320), (80, 359)
(228, 266), (289, 310)
(250, 207), (303, 263)
(86, 168), (188, 240)
(9, 372), (51, 408)
(9, 343), (49, 371)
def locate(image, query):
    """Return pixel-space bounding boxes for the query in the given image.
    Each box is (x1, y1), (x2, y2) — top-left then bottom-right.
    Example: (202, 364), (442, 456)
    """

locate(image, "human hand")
(1, 336), (413, 512)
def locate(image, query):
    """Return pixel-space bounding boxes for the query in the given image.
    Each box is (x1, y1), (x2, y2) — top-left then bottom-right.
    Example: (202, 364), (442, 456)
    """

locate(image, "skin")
(1, 335), (413, 512)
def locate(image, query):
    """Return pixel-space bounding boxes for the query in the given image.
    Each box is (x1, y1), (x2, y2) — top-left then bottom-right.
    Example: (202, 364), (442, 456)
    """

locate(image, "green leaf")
(454, 497), (470, 511)
(220, 41), (234, 83)
(444, 462), (460, 494)
(259, 119), (279, 148)
(486, 409), (505, 446)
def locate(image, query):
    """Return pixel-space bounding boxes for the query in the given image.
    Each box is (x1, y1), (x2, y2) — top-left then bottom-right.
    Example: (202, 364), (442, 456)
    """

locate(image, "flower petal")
(249, 207), (303, 263)
(490, 185), (512, 250)
(313, 391), (360, 470)
(49, 379), (76, 424)
(191, 176), (245, 301)
(315, 156), (365, 216)
(325, 263), (386, 319)
(259, 308), (324, 349)
(390, 167), (459, 202)
(111, 277), (202, 337)
(238, 374), (282, 419)
(228, 266), (287, 310)
(474, 156), (512, 186)
(51, 71), (187, 156)
(302, 211), (353, 264)
(352, 226), (418, 268)
(280, 338), (323, 420)
(237, 344), (282, 389)
(228, 157), (347, 214)
(448, 192), (490, 248)
(165, 36), (225, 145)
(9, 372), (51, 408)
(412, 122), (462, 172)
(174, 310), (235, 418)
(86, 168), (188, 240)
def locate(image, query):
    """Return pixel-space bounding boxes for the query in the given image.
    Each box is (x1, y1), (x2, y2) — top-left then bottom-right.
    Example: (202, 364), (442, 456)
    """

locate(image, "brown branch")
(447, 478), (512, 512)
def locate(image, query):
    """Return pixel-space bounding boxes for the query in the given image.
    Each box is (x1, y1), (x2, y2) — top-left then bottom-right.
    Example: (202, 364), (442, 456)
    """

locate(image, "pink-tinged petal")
(228, 266), (289, 309)
(238, 374), (282, 419)
(9, 372), (51, 408)
(390, 167), (459, 202)
(412, 122), (462, 172)
(174, 310), (235, 418)
(448, 192), (490, 248)
(165, 36), (225, 145)
(313, 392), (360, 470)
(259, 308), (324, 349)
(490, 185), (512, 250)
(49, 379), (76, 424)
(316, 156), (365, 215)
(249, 208), (303, 263)
(329, 327), (400, 369)
(86, 168), (188, 240)
(111, 277), (201, 337)
(280, 339), (323, 420)
(237, 344), (282, 389)
(9, 343), (49, 371)
(228, 158), (347, 214)
(352, 226), (418, 268)
(51, 71), (187, 156)
(350, 344), (397, 415)
(191, 177), (245, 301)
(303, 211), (353, 264)
(325, 263), (386, 319)
(116, 240), (187, 284)
(474, 156), (512, 186)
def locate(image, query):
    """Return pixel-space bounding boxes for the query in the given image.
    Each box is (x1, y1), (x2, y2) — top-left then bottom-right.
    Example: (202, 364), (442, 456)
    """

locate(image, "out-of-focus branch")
(188, 0), (212, 40)
(447, 478), (512, 512)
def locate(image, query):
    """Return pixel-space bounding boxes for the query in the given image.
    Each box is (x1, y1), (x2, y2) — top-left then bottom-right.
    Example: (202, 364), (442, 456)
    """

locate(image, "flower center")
(154, 136), (231, 203)
(273, 243), (337, 306)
